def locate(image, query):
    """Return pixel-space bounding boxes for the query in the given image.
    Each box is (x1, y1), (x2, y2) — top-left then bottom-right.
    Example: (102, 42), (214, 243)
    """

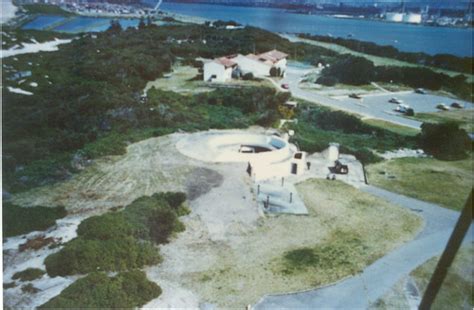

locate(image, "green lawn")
(412, 245), (473, 309)
(363, 118), (420, 136)
(409, 109), (474, 132)
(366, 157), (473, 210)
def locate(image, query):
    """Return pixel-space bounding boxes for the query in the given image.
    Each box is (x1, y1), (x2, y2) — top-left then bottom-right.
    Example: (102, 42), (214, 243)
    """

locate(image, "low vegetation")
(366, 157), (473, 210)
(299, 33), (473, 75)
(5, 23), (318, 192)
(44, 192), (187, 276)
(21, 283), (40, 294)
(2, 203), (67, 237)
(22, 4), (74, 16)
(290, 103), (417, 164)
(39, 271), (161, 309)
(12, 268), (45, 282)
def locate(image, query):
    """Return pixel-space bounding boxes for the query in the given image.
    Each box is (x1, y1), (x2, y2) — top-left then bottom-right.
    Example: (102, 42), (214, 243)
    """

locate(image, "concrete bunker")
(176, 130), (307, 181)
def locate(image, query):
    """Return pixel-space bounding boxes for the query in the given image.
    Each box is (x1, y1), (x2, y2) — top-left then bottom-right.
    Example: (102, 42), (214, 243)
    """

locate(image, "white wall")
(232, 55), (271, 77)
(203, 61), (232, 83)
(274, 58), (287, 75)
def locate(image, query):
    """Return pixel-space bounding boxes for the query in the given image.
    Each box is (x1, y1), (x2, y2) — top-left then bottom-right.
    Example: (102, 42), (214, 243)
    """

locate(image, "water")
(22, 15), (67, 30)
(23, 16), (140, 33)
(160, 2), (473, 57)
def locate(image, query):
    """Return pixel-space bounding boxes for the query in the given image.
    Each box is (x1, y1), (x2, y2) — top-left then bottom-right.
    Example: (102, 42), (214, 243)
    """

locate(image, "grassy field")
(363, 118), (420, 136)
(186, 179), (422, 307)
(371, 244), (473, 309)
(366, 157), (473, 210)
(409, 109), (474, 132)
(412, 245), (473, 309)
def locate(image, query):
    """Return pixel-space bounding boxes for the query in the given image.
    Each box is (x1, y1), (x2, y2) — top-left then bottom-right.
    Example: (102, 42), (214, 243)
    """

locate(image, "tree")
(418, 122), (470, 160)
(322, 55), (375, 85)
(138, 17), (146, 30)
(107, 20), (122, 34)
(270, 67), (278, 77)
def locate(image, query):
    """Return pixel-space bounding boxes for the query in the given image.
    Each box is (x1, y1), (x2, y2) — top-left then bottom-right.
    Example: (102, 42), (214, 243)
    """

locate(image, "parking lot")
(284, 65), (473, 129)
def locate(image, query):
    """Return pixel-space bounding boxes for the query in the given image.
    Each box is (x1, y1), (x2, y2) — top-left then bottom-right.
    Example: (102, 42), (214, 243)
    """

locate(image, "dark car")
(451, 102), (463, 109)
(415, 88), (426, 94)
(349, 93), (362, 99)
(281, 83), (289, 90)
(334, 160), (349, 174)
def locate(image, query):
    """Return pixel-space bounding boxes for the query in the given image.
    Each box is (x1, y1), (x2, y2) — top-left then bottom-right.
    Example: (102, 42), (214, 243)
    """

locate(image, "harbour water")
(160, 2), (473, 57)
(20, 2), (473, 57)
(22, 16), (141, 33)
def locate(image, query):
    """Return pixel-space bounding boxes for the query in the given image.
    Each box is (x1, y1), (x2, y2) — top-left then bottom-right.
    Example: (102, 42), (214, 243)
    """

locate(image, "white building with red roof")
(203, 49), (288, 82)
(203, 57), (237, 82)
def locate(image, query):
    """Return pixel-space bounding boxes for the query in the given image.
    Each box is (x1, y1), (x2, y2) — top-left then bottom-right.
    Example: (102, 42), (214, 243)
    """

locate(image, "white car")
(436, 103), (450, 111)
(395, 104), (411, 113)
(389, 97), (403, 104)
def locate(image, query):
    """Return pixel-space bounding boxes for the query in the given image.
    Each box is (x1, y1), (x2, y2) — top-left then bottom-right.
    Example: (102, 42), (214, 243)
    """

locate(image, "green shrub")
(316, 76), (338, 86)
(418, 122), (470, 160)
(77, 213), (132, 241)
(21, 283), (40, 294)
(44, 237), (160, 277)
(321, 55), (375, 85)
(242, 72), (254, 80)
(39, 271), (161, 309)
(2, 204), (67, 237)
(406, 108), (415, 116)
(4, 282), (16, 289)
(44, 193), (187, 277)
(12, 268), (45, 282)
(292, 104), (416, 157)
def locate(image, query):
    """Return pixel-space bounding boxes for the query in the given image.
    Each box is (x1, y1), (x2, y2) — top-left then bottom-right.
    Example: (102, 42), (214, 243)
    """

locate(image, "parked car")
(281, 83), (289, 89)
(334, 160), (349, 174)
(349, 93), (362, 99)
(451, 102), (463, 109)
(395, 104), (411, 113)
(389, 97), (403, 104)
(436, 103), (450, 111)
(415, 88), (426, 94)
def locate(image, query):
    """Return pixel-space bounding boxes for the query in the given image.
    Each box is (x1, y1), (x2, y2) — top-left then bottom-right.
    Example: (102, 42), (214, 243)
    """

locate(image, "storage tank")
(403, 13), (422, 24)
(386, 13), (404, 22)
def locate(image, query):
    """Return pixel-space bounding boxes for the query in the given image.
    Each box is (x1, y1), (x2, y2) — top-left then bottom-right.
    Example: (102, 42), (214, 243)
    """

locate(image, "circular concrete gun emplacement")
(176, 130), (308, 181)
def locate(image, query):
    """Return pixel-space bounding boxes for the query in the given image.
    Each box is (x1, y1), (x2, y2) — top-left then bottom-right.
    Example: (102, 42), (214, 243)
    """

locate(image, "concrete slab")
(255, 179), (308, 215)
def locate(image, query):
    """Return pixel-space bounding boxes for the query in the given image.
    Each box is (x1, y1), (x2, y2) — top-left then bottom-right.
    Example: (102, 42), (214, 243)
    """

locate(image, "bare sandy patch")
(146, 179), (422, 308)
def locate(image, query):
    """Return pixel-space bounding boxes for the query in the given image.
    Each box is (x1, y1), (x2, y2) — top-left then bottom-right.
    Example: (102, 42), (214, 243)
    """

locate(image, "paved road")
(254, 185), (473, 309)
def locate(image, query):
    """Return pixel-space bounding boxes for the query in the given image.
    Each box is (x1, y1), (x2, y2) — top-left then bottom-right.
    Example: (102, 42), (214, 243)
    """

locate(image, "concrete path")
(255, 185), (473, 309)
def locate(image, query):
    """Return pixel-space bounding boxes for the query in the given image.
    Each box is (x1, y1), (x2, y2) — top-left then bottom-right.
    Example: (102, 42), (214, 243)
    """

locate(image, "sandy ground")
(1, 38), (72, 59)
(1, 0), (18, 24)
(5, 130), (421, 308)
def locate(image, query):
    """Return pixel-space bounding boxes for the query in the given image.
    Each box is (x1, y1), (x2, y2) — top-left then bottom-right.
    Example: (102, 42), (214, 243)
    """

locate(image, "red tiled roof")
(215, 57), (237, 68)
(256, 49), (288, 63)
